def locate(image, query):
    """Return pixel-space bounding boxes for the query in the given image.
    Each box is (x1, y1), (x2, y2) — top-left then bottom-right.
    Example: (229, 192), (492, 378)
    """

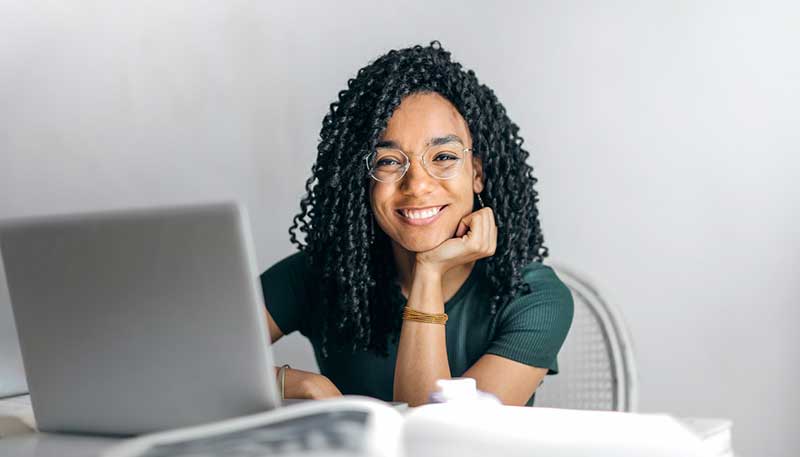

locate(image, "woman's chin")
(399, 234), (452, 253)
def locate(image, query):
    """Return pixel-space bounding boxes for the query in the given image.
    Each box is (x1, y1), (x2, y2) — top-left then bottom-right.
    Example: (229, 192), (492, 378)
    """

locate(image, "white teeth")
(401, 206), (442, 219)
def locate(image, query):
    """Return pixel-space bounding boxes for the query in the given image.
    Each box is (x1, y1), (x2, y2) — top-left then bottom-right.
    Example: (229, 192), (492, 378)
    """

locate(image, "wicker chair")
(533, 264), (638, 412)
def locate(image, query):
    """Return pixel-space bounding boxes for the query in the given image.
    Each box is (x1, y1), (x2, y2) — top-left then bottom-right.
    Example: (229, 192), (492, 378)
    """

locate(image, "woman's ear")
(472, 156), (485, 194)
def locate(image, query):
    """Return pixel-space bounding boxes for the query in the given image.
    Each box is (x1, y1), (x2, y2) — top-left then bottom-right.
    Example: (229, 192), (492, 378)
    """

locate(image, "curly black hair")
(289, 41), (547, 357)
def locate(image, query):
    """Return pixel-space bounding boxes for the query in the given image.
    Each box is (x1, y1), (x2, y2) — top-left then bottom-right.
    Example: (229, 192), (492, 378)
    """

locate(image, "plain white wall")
(1, 1), (798, 455)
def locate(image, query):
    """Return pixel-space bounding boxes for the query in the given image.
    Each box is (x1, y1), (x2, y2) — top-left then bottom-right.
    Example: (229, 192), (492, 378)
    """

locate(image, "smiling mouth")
(395, 205), (448, 225)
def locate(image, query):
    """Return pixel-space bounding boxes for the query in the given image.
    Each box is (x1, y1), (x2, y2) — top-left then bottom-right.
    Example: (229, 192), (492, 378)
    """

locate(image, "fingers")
(455, 219), (469, 238)
(458, 208), (496, 259)
(456, 211), (476, 238)
(488, 211), (497, 256)
(418, 207), (498, 273)
(481, 207), (496, 257)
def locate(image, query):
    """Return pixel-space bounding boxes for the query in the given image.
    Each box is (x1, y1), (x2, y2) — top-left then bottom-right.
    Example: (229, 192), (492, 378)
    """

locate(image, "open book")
(102, 396), (723, 457)
(102, 398), (402, 457)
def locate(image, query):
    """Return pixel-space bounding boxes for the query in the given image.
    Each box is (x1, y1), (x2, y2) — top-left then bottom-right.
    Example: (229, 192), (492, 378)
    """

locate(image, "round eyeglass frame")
(364, 146), (473, 183)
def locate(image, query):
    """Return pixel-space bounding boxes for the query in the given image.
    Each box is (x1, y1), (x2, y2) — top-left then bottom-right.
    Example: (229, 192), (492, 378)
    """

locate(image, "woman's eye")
(377, 158), (401, 167)
(433, 153), (458, 161)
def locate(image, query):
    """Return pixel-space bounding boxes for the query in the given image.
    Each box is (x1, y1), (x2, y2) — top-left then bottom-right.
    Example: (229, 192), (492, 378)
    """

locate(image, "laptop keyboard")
(138, 410), (370, 457)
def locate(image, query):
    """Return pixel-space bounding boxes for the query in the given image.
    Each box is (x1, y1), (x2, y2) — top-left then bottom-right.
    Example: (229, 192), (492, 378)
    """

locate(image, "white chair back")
(534, 264), (638, 412)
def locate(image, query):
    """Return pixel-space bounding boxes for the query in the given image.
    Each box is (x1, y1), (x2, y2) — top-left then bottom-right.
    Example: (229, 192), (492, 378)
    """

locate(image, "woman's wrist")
(282, 367), (312, 399)
(413, 259), (445, 281)
(408, 262), (445, 314)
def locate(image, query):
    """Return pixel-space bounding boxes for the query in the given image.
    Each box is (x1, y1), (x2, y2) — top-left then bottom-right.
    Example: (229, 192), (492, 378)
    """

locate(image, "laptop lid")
(0, 202), (280, 435)
(0, 259), (28, 399)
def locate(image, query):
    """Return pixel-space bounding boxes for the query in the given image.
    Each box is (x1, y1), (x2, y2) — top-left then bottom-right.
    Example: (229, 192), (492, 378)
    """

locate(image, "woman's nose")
(399, 158), (436, 195)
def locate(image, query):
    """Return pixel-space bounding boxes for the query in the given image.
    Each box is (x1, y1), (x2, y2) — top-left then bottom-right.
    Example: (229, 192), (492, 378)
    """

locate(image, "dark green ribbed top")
(260, 251), (573, 406)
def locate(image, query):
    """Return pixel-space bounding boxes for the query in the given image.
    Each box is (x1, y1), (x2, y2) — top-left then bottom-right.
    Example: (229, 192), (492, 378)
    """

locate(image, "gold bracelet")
(402, 306), (448, 325)
(278, 364), (290, 400)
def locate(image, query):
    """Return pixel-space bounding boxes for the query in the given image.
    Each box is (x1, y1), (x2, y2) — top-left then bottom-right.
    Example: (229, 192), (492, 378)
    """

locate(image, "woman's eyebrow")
(375, 134), (463, 150)
(375, 139), (400, 149)
(427, 134), (464, 147)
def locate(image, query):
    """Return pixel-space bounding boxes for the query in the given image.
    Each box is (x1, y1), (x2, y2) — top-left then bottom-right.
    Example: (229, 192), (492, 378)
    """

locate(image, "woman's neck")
(391, 242), (476, 302)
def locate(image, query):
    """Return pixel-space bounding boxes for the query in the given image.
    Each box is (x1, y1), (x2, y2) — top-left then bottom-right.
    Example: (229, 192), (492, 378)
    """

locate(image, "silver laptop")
(0, 202), (280, 435)
(0, 259), (28, 399)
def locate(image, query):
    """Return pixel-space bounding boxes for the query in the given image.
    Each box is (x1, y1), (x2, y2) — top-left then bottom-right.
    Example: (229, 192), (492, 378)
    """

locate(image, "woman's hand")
(283, 368), (342, 400)
(415, 207), (497, 277)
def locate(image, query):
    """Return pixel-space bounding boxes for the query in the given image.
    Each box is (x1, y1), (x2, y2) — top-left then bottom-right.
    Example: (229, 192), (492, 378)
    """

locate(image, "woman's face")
(369, 92), (484, 253)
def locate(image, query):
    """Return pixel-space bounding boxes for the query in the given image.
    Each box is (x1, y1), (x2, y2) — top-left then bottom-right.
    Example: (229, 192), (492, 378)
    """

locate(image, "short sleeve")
(259, 250), (315, 336)
(486, 262), (574, 374)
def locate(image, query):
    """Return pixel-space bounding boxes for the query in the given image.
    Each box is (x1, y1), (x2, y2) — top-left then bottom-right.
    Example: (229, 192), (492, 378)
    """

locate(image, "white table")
(0, 395), (114, 457)
(0, 395), (734, 457)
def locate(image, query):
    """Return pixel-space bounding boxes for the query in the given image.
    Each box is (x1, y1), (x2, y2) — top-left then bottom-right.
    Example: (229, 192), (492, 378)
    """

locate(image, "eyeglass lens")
(368, 143), (466, 182)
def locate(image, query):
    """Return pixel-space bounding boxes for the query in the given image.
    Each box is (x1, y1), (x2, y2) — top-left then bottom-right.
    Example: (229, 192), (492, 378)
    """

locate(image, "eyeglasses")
(364, 142), (472, 183)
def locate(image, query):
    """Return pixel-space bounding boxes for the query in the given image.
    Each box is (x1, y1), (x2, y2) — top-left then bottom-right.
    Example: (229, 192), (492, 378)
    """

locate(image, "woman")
(260, 41), (573, 407)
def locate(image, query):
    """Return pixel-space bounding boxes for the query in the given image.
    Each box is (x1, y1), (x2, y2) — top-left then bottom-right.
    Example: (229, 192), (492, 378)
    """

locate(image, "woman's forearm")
(277, 367), (342, 399)
(393, 265), (451, 406)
